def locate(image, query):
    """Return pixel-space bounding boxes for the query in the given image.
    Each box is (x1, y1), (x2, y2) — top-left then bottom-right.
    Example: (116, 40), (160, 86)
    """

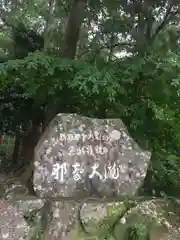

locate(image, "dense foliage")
(0, 0), (180, 227)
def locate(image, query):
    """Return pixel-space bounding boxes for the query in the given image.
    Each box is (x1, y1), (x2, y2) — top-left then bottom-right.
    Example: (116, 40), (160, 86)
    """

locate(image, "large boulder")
(33, 113), (151, 198)
(116, 199), (180, 240)
(46, 201), (79, 240)
(28, 199), (180, 240)
(72, 199), (180, 240)
(0, 198), (44, 240)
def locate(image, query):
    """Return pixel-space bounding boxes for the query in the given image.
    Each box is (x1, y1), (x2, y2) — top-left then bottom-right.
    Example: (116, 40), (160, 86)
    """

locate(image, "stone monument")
(33, 113), (151, 198)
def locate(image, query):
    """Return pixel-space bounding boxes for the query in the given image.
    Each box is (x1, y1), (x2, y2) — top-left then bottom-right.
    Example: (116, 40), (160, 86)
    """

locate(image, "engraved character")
(72, 163), (84, 181)
(95, 145), (99, 154)
(76, 147), (82, 155)
(103, 163), (119, 180)
(95, 145), (108, 155)
(68, 146), (76, 156)
(108, 162), (119, 179)
(86, 145), (93, 156)
(52, 162), (68, 182)
(81, 146), (86, 155)
(94, 131), (100, 140)
(89, 163), (103, 180)
(87, 132), (93, 140)
(81, 133), (86, 141)
(51, 163), (60, 180)
(67, 134), (73, 141)
(73, 133), (80, 141)
(102, 146), (108, 154)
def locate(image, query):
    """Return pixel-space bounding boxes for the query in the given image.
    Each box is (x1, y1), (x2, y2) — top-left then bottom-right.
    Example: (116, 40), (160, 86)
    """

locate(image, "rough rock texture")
(63, 199), (180, 240)
(33, 113), (151, 198)
(0, 174), (30, 200)
(1, 197), (179, 240)
(46, 201), (79, 240)
(0, 199), (43, 240)
(0, 174), (45, 240)
(113, 199), (180, 240)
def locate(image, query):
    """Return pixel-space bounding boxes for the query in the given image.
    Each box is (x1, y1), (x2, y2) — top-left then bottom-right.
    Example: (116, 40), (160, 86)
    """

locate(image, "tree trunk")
(46, 0), (87, 123)
(43, 0), (56, 51)
(12, 130), (21, 165)
(61, 0), (87, 59)
(18, 120), (41, 166)
(18, 0), (87, 180)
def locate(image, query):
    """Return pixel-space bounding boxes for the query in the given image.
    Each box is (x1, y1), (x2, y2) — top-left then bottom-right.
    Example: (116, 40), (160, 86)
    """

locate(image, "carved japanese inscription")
(33, 113), (151, 199)
(51, 162), (123, 182)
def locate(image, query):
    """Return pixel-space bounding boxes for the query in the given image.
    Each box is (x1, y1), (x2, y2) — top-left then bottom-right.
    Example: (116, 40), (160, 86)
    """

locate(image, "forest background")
(0, 0), (180, 199)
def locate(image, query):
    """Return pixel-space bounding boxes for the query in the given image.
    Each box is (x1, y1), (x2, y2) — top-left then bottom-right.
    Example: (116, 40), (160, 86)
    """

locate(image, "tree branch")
(151, 2), (180, 42)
